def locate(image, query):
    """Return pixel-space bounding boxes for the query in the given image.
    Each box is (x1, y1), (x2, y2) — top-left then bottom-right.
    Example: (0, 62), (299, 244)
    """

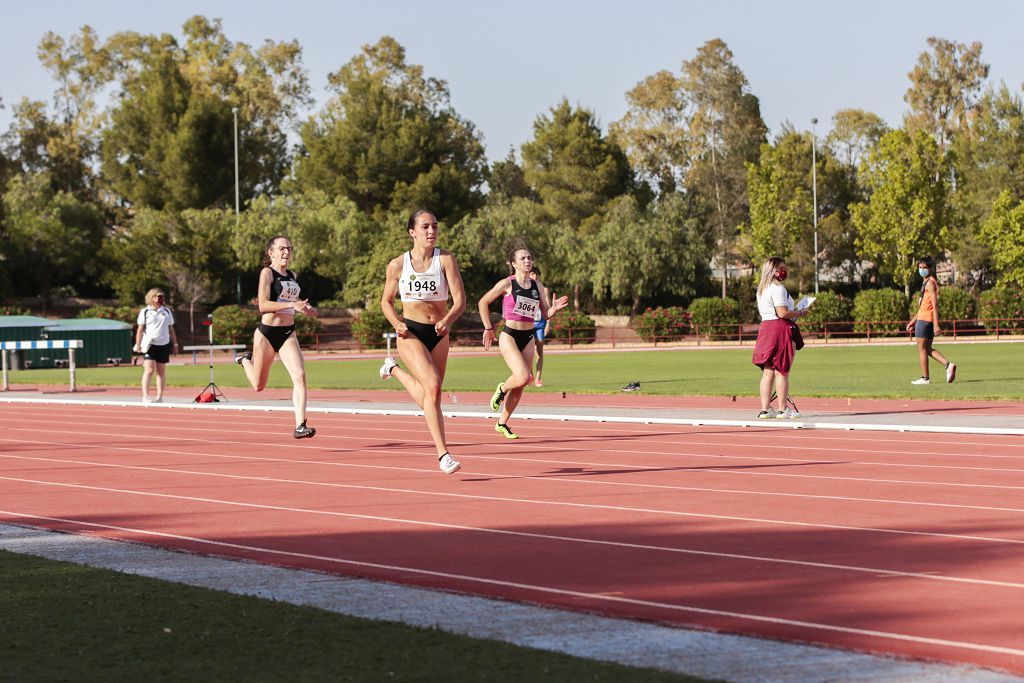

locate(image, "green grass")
(9, 342), (1024, 400)
(0, 550), (707, 682)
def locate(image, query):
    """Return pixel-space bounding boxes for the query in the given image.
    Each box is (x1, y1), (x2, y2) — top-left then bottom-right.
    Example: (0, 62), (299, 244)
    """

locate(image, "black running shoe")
(293, 420), (316, 439)
(234, 351), (252, 365)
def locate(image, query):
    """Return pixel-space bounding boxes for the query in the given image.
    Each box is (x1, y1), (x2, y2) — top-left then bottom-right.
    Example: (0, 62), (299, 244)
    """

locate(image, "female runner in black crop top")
(236, 236), (318, 439)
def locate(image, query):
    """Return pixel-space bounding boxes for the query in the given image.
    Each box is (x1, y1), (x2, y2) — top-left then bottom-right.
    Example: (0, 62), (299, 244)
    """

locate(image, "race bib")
(278, 280), (300, 303)
(406, 272), (441, 298)
(513, 294), (539, 318)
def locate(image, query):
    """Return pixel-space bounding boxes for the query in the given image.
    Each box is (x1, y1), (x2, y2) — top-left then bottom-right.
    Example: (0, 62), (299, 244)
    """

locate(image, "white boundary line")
(3, 395), (1024, 437)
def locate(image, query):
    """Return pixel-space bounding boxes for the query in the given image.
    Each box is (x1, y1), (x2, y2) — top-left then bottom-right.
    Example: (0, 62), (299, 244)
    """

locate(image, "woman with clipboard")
(751, 257), (811, 419)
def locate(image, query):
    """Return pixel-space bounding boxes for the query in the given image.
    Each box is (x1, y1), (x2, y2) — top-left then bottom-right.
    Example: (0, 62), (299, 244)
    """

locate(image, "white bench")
(1, 339), (84, 392)
(181, 344), (246, 365)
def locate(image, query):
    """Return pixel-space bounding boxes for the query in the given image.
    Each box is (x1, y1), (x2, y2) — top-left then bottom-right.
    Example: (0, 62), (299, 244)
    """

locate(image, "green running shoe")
(495, 422), (519, 439)
(489, 383), (506, 411)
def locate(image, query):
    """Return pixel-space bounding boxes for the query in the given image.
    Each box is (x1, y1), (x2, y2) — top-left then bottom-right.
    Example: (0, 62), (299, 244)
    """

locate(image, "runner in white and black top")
(379, 209), (467, 474)
(235, 236), (318, 439)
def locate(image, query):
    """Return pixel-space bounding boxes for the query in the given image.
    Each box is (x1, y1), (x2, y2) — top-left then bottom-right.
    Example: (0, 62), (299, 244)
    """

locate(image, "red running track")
(1, 402), (1023, 673)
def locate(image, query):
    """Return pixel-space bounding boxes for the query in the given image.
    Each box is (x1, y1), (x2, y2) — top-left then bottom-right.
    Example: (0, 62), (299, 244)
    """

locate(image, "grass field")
(0, 550), (705, 682)
(9, 342), (1024, 400)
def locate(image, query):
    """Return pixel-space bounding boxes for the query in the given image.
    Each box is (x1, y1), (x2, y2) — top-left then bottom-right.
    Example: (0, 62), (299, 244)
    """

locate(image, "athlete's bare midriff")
(402, 300), (448, 324)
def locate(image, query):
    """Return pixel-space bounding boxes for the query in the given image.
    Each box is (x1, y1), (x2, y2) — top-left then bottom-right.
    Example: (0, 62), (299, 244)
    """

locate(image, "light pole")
(811, 117), (819, 294)
(232, 107), (240, 220)
(232, 107), (241, 304)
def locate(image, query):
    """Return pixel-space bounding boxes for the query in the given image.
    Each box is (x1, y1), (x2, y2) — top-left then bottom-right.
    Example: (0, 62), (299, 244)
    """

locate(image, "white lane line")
(6, 447), (1024, 519)
(3, 416), (1023, 476)
(4, 455), (1024, 569)
(6, 405), (1024, 461)
(3, 395), (1024, 436)
(3, 453), (1024, 589)
(11, 402), (1024, 454)
(2, 509), (1023, 661)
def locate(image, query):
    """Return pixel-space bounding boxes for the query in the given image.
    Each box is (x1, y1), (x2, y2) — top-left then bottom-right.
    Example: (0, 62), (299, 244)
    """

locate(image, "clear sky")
(3, 0), (1023, 161)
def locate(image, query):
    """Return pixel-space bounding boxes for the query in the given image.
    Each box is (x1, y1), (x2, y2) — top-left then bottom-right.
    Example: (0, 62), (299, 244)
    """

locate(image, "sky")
(3, 0), (1024, 162)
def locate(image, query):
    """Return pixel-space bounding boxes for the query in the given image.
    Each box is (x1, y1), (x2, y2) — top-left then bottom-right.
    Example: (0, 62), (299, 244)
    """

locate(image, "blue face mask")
(918, 267), (930, 277)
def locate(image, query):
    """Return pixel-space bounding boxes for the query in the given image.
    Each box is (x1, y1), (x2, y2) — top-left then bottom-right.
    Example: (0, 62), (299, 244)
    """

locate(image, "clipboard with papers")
(796, 295), (816, 311)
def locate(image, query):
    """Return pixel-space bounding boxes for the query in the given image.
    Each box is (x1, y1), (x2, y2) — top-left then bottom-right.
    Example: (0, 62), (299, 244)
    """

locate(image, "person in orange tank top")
(905, 256), (956, 385)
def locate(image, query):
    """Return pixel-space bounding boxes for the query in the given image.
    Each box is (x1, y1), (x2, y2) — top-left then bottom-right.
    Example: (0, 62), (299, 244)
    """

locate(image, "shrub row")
(192, 284), (1022, 350)
(630, 285), (1009, 341)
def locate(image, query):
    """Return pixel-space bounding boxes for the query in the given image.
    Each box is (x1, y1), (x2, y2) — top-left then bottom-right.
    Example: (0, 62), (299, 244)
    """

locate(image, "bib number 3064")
(514, 296), (539, 318)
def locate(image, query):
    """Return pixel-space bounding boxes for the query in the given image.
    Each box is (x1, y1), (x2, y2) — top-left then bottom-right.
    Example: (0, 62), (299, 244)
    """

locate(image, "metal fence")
(174, 317), (1024, 353)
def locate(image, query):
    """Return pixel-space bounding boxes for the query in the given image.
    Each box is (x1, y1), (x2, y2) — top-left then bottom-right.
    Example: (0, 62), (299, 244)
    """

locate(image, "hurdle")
(1, 339), (85, 392)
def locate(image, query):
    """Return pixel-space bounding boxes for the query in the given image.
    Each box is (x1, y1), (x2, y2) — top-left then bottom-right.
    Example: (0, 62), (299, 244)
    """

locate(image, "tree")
(100, 17), (310, 210)
(0, 27), (111, 198)
(826, 109), (888, 173)
(230, 190), (378, 304)
(979, 190), (1024, 287)
(486, 149), (533, 200)
(851, 130), (952, 294)
(746, 130), (856, 290)
(588, 194), (708, 313)
(294, 36), (486, 222)
(949, 85), (1024, 284)
(448, 196), (567, 303)
(904, 37), (989, 153)
(520, 99), (632, 308)
(521, 99), (632, 230)
(2, 172), (104, 308)
(100, 206), (235, 308)
(610, 70), (690, 196)
(680, 39), (767, 298)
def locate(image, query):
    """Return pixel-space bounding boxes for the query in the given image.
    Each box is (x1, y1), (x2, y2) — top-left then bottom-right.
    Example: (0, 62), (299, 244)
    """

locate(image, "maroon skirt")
(752, 318), (795, 375)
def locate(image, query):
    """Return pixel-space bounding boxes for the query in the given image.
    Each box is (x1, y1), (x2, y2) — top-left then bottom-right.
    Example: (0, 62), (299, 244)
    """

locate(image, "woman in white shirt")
(135, 288), (178, 403)
(751, 257), (809, 419)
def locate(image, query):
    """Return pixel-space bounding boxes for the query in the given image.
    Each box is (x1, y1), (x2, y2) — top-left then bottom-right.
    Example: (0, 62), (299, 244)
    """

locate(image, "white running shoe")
(379, 356), (398, 379)
(776, 407), (800, 419)
(946, 363), (956, 383)
(438, 453), (461, 474)
(757, 408), (778, 419)
(911, 377), (931, 385)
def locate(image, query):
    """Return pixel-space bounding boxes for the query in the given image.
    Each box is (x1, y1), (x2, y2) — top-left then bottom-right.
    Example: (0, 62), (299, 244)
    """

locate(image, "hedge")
(548, 308), (596, 344)
(632, 307), (691, 343)
(852, 289), (909, 336)
(688, 297), (741, 339)
(978, 284), (1024, 333)
(798, 291), (852, 335)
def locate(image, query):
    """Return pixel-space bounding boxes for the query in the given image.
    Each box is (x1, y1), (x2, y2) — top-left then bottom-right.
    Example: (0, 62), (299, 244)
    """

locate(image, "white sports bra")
(398, 248), (449, 303)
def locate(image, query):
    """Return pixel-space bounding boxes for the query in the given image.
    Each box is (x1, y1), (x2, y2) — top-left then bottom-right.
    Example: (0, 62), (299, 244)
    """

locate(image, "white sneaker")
(911, 377), (931, 385)
(946, 363), (956, 383)
(438, 453), (461, 474)
(379, 356), (398, 379)
(757, 408), (778, 419)
(776, 407), (800, 419)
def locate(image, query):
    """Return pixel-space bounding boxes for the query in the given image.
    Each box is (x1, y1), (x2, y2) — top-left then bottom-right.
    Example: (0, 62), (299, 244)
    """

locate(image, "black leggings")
(502, 327), (535, 352)
(405, 318), (444, 352)
(258, 323), (296, 352)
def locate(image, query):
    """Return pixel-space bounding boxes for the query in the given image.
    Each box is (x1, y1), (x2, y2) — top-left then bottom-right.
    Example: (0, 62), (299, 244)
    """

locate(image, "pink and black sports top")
(502, 276), (542, 323)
